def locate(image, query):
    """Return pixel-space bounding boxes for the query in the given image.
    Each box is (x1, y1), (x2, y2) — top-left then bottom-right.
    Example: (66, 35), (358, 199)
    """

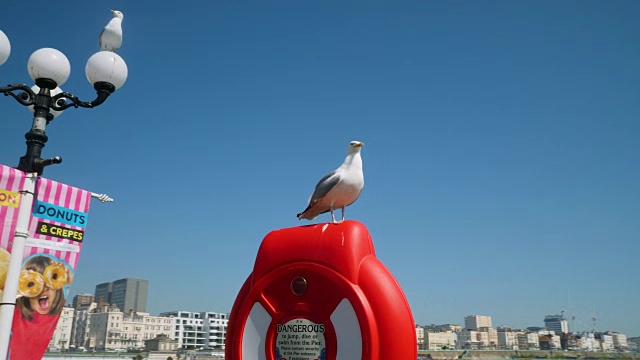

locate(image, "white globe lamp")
(85, 51), (128, 90)
(0, 30), (10, 66)
(27, 48), (71, 87)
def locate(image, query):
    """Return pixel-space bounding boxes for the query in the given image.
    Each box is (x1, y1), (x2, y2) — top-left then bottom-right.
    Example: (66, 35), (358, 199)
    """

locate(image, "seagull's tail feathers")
(296, 207), (316, 220)
(296, 211), (311, 220)
(297, 202), (330, 220)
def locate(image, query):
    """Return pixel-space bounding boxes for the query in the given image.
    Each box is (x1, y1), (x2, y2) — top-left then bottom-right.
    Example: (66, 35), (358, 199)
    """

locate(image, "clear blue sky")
(1, 1), (638, 337)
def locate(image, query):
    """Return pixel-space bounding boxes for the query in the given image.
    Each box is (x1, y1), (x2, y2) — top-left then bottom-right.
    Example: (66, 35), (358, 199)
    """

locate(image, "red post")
(225, 220), (417, 360)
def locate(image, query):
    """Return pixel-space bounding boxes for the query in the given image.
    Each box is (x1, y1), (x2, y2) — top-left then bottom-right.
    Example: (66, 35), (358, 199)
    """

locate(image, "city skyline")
(1, 0), (638, 339)
(61, 290), (636, 354)
(69, 287), (633, 338)
(58, 292), (637, 353)
(67, 290), (635, 353)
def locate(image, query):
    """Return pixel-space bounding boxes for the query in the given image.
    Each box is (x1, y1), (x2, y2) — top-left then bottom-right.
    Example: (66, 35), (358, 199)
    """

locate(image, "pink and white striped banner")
(0, 165), (25, 255)
(0, 163), (93, 360)
(0, 163), (91, 274)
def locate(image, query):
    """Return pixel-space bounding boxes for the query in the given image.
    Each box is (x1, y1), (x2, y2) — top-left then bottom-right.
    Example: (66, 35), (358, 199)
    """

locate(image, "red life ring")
(225, 221), (417, 360)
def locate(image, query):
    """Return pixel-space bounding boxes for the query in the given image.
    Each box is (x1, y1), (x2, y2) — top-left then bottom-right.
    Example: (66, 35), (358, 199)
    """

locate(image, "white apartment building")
(478, 327), (498, 349)
(457, 330), (485, 349)
(160, 310), (229, 349)
(516, 332), (540, 350)
(610, 332), (628, 351)
(49, 307), (74, 350)
(576, 332), (597, 351)
(425, 331), (456, 350)
(598, 333), (614, 352)
(416, 326), (425, 350)
(71, 301), (97, 348)
(497, 330), (518, 350)
(464, 315), (492, 330)
(86, 305), (173, 350)
(592, 336), (603, 352)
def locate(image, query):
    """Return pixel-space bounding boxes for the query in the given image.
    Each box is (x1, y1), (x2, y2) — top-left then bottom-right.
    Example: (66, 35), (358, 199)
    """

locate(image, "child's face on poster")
(28, 286), (58, 315)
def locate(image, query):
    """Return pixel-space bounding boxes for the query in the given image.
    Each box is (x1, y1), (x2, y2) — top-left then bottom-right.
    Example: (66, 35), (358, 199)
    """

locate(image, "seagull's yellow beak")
(355, 142), (364, 147)
(111, 9), (117, 15)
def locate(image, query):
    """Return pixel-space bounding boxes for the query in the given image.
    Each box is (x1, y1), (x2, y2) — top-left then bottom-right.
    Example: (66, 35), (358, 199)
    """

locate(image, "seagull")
(297, 141), (364, 224)
(99, 10), (124, 52)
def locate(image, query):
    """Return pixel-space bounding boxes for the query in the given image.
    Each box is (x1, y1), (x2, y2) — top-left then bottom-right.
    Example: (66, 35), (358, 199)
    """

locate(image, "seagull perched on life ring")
(297, 141), (365, 224)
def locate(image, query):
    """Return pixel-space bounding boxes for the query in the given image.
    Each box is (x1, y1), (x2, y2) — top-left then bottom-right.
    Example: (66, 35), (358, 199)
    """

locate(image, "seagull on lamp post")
(99, 10), (124, 52)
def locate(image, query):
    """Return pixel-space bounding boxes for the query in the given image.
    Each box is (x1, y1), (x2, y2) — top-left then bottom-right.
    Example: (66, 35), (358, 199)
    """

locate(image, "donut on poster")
(9, 253), (74, 360)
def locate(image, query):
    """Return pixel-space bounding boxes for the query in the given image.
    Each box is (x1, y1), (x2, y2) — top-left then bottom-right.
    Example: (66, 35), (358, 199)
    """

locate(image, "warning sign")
(275, 318), (326, 360)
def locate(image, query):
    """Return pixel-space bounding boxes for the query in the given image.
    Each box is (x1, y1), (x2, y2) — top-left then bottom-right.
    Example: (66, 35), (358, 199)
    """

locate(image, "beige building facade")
(49, 306), (74, 350)
(86, 305), (173, 350)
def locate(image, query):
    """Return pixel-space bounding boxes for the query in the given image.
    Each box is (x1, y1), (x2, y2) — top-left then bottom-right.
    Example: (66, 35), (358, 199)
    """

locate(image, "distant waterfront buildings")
(95, 278), (149, 313)
(85, 305), (173, 350)
(53, 289), (632, 354)
(58, 285), (230, 352)
(416, 314), (630, 353)
(544, 314), (569, 334)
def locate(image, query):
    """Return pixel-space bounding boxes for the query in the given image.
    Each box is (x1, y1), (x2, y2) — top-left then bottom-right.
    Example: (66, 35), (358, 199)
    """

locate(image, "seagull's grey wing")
(308, 170), (341, 205)
(98, 28), (106, 48)
(296, 171), (341, 220)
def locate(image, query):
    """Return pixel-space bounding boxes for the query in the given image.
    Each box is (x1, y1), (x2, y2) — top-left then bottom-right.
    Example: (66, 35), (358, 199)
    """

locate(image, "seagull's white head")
(111, 10), (124, 20)
(347, 140), (364, 154)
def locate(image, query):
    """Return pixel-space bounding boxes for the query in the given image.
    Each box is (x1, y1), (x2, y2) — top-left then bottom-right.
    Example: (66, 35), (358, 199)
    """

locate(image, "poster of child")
(9, 254), (73, 360)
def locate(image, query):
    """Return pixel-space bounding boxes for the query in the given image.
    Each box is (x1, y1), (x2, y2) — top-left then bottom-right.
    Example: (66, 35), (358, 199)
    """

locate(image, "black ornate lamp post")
(0, 28), (126, 360)
(0, 30), (128, 175)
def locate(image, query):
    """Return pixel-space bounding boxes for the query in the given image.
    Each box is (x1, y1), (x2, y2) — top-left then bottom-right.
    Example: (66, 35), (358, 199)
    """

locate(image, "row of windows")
(175, 312), (228, 319)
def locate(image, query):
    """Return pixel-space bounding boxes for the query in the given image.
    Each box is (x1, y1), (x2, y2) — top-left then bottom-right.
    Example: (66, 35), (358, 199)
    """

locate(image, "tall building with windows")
(544, 315), (569, 334)
(94, 278), (148, 313)
(94, 282), (112, 305)
(464, 315), (492, 330)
